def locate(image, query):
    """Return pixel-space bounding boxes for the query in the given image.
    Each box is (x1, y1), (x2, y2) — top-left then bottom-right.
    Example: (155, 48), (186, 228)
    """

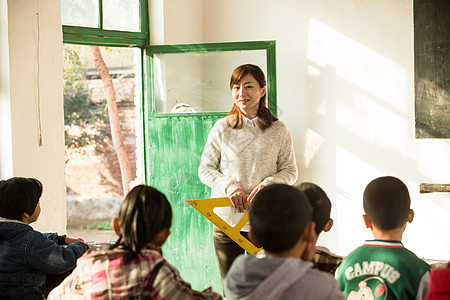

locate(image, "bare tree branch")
(91, 46), (133, 196)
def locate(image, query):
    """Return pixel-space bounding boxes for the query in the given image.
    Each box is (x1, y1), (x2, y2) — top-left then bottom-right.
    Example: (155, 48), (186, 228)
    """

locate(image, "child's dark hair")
(250, 184), (312, 253)
(296, 182), (331, 235)
(363, 176), (410, 231)
(111, 185), (172, 261)
(0, 177), (42, 221)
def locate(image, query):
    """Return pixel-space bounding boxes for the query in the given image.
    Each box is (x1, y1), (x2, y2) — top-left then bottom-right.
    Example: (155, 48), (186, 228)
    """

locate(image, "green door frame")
(142, 40), (277, 183)
(144, 40), (277, 115)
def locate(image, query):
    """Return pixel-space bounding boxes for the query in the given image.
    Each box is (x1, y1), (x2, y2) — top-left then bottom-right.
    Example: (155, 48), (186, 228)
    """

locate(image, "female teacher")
(198, 64), (298, 281)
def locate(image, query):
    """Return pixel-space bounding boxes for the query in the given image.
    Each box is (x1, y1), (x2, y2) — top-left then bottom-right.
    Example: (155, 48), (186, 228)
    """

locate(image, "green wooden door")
(144, 114), (224, 292)
(142, 41), (276, 294)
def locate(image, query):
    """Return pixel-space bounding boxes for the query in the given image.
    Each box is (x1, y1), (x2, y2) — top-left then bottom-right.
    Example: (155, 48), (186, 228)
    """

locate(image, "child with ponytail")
(49, 185), (222, 299)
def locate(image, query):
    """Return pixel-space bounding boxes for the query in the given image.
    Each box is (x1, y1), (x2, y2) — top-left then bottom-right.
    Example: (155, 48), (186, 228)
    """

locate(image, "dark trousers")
(213, 225), (249, 281)
(45, 268), (74, 297)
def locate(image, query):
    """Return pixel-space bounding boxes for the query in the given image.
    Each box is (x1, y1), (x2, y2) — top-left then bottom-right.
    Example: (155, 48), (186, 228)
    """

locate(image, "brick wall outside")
(65, 77), (137, 197)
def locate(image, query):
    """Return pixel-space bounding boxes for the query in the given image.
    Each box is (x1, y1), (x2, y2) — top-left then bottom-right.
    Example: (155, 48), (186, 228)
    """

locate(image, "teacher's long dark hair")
(226, 64), (278, 131)
(110, 185), (172, 262)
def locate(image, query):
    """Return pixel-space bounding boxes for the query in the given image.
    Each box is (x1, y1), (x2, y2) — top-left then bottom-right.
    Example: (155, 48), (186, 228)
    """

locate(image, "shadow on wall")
(301, 17), (442, 256)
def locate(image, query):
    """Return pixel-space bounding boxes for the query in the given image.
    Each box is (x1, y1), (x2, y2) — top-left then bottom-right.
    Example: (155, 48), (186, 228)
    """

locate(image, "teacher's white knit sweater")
(198, 117), (298, 228)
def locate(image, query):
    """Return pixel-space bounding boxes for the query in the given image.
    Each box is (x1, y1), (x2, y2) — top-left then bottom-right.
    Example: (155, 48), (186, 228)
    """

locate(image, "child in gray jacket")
(224, 184), (345, 300)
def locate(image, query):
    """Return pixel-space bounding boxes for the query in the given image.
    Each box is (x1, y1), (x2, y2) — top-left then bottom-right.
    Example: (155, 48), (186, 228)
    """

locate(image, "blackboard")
(414, 0), (450, 138)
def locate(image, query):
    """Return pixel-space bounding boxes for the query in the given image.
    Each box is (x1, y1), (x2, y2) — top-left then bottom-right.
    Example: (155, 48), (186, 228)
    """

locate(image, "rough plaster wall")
(0, 0), (13, 179)
(6, 0), (66, 233)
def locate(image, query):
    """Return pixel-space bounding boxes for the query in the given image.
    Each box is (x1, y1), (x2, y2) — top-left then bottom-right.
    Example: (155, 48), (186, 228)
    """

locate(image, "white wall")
(150, 0), (204, 45)
(157, 0), (450, 260)
(2, 0), (448, 260)
(2, 0), (67, 233)
(0, 0), (13, 179)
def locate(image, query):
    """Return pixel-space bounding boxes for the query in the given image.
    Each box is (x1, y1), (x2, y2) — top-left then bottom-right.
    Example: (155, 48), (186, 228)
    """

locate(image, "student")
(297, 182), (342, 274)
(0, 177), (88, 299)
(224, 184), (345, 300)
(48, 185), (223, 299)
(336, 176), (431, 299)
(425, 262), (450, 300)
(199, 64), (297, 281)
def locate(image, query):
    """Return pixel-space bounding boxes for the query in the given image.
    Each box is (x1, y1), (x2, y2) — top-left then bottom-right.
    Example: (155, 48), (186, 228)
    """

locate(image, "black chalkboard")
(414, 0), (450, 138)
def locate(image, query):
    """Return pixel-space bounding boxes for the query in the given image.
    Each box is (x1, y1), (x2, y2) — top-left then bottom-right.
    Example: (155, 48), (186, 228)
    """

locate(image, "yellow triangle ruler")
(187, 197), (263, 255)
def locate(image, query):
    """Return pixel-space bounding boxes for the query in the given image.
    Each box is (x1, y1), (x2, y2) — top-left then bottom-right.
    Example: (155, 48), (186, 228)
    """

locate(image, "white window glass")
(103, 0), (140, 32)
(153, 50), (267, 113)
(61, 0), (99, 28)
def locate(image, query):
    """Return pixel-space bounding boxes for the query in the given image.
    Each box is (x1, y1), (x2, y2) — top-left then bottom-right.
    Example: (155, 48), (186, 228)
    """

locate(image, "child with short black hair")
(0, 177), (88, 299)
(297, 182), (342, 274)
(336, 176), (431, 299)
(48, 184), (223, 299)
(224, 184), (345, 299)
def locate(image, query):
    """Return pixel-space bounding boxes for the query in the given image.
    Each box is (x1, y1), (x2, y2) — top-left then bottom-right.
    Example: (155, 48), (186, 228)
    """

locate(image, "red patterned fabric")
(48, 248), (222, 300)
(425, 267), (450, 300)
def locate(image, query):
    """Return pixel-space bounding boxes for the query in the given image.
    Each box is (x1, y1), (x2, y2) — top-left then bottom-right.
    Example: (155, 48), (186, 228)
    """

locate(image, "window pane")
(61, 0), (99, 28)
(153, 50), (267, 113)
(63, 44), (140, 199)
(103, 0), (140, 32)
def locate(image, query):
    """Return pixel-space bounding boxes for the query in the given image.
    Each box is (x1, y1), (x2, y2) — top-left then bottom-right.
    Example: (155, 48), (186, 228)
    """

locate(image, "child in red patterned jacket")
(48, 185), (222, 299)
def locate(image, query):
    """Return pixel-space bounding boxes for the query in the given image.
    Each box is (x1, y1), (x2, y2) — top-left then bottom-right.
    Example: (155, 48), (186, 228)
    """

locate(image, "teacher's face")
(231, 74), (266, 119)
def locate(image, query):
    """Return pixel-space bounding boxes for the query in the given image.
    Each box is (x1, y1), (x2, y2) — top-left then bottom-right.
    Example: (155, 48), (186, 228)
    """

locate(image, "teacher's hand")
(247, 183), (266, 202)
(229, 188), (247, 213)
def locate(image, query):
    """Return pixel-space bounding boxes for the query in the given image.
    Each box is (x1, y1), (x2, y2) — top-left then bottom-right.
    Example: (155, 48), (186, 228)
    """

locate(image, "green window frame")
(62, 0), (149, 47)
(61, 0), (149, 193)
(143, 40), (278, 118)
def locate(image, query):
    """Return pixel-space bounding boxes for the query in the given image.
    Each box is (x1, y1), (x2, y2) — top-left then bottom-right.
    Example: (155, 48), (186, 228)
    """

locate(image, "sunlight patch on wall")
(335, 145), (383, 197)
(308, 64), (328, 117)
(415, 139), (450, 179)
(336, 92), (408, 150)
(407, 192), (450, 260)
(303, 128), (325, 168)
(307, 18), (407, 112)
(154, 56), (167, 109)
(335, 145), (382, 255)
